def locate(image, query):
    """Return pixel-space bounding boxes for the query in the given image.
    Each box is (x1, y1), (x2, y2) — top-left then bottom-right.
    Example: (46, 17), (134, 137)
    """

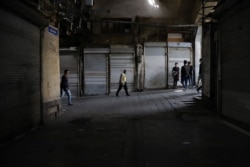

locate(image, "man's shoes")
(68, 103), (73, 106)
(126, 94), (130, 96)
(116, 93), (119, 97)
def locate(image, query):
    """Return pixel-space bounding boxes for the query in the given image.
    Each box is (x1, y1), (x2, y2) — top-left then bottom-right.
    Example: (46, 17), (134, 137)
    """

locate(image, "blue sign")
(48, 26), (58, 36)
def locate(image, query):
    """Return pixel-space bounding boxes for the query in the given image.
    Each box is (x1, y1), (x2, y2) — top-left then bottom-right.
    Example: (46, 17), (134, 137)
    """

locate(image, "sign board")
(48, 26), (58, 36)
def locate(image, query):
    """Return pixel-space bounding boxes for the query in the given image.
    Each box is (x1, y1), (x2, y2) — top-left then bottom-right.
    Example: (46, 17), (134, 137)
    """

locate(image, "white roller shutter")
(144, 42), (167, 89)
(84, 50), (108, 95)
(168, 42), (192, 87)
(110, 46), (135, 93)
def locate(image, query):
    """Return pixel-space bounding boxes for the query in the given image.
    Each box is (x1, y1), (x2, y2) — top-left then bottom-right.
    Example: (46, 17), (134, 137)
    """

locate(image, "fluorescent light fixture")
(210, 9), (215, 13)
(148, 0), (154, 6)
(148, 0), (159, 8)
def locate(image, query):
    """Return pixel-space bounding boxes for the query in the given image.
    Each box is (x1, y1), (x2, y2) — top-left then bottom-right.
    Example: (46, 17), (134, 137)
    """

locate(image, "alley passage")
(1, 89), (250, 167)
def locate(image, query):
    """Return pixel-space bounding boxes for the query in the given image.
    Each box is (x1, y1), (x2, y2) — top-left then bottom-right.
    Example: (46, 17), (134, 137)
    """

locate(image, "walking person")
(172, 62), (179, 89)
(181, 60), (189, 91)
(197, 58), (203, 93)
(188, 61), (194, 87)
(61, 69), (73, 105)
(116, 69), (130, 96)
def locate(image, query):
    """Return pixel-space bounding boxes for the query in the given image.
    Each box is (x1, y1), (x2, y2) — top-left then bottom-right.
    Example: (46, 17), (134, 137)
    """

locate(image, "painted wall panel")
(41, 25), (61, 120)
(42, 26), (60, 101)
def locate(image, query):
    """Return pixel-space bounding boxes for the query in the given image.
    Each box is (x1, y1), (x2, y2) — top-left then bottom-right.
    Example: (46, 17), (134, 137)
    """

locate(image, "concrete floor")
(1, 89), (250, 167)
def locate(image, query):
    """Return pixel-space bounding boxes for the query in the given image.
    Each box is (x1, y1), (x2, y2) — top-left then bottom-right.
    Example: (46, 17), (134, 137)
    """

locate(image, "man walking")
(61, 69), (73, 105)
(197, 58), (203, 93)
(181, 60), (189, 91)
(116, 69), (130, 96)
(188, 61), (194, 87)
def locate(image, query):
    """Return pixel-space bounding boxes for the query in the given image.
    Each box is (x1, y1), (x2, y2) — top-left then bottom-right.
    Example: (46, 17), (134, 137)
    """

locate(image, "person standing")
(172, 62), (179, 89)
(181, 60), (189, 91)
(197, 58), (203, 93)
(61, 69), (73, 105)
(197, 58), (202, 86)
(116, 69), (130, 96)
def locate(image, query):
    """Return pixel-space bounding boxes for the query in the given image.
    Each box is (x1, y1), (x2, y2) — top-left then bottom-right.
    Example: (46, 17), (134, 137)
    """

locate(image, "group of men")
(172, 58), (202, 92)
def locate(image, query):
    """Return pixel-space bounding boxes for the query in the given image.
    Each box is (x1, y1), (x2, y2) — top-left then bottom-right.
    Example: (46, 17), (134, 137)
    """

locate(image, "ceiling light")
(148, 0), (159, 8)
(210, 9), (215, 13)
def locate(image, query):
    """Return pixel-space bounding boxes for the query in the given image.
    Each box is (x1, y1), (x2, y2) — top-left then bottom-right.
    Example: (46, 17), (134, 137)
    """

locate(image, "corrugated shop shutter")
(168, 42), (192, 87)
(84, 48), (108, 95)
(0, 8), (41, 138)
(219, 4), (250, 126)
(203, 31), (211, 97)
(110, 46), (135, 93)
(144, 42), (167, 89)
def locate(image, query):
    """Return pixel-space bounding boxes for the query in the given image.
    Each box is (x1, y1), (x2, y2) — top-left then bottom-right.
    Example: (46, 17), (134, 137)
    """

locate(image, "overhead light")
(205, 19), (211, 23)
(148, 0), (159, 8)
(210, 9), (215, 13)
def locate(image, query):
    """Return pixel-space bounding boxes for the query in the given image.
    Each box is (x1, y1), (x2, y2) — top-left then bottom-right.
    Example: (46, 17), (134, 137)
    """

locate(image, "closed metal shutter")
(59, 50), (79, 97)
(219, 3), (250, 126)
(203, 31), (211, 97)
(144, 42), (167, 89)
(84, 49), (108, 95)
(0, 8), (41, 138)
(168, 42), (192, 87)
(110, 46), (135, 93)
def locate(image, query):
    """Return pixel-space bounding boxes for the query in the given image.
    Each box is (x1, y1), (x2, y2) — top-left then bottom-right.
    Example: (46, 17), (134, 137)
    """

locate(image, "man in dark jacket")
(61, 69), (73, 105)
(197, 58), (203, 93)
(188, 61), (194, 87)
(181, 60), (189, 91)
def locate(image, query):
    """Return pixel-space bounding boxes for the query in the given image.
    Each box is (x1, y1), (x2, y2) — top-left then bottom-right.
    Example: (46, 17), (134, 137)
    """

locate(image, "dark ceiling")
(19, 0), (218, 46)
(22, 0), (202, 27)
(92, 0), (201, 25)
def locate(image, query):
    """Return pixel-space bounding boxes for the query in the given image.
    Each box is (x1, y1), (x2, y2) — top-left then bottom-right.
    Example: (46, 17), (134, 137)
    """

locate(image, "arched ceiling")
(18, 0), (217, 45)
(92, 0), (201, 25)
